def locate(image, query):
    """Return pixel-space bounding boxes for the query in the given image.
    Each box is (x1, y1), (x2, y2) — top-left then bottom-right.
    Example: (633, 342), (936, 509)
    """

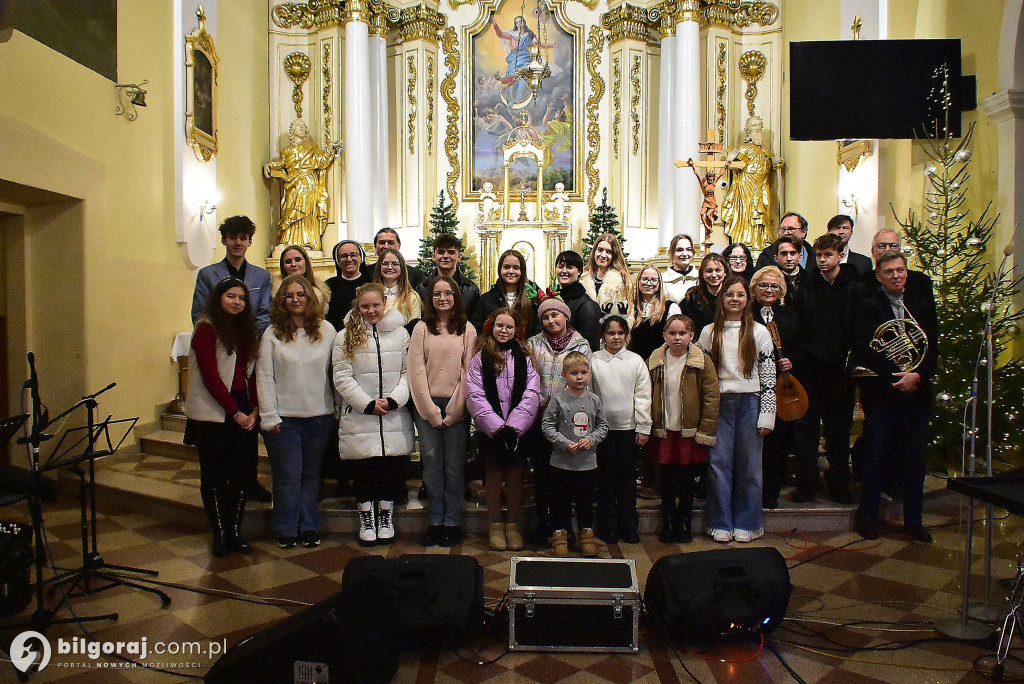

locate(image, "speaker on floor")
(644, 547), (792, 644)
(204, 569), (398, 684)
(342, 553), (483, 650)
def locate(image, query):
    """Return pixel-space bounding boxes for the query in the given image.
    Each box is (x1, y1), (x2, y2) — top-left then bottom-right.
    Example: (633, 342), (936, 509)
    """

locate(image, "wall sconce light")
(841, 193), (859, 219)
(200, 202), (217, 218)
(115, 80), (149, 121)
(836, 139), (872, 173)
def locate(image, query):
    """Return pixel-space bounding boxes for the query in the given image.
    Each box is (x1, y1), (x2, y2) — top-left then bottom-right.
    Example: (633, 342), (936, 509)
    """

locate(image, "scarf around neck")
(481, 341), (527, 419)
(544, 325), (576, 354)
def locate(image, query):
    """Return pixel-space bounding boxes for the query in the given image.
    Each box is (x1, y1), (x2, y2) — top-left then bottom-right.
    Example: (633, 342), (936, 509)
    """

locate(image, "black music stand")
(41, 385), (169, 607)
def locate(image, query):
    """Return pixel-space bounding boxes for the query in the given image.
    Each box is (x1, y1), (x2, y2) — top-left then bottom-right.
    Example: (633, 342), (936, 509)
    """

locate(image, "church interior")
(2, 0), (1024, 681)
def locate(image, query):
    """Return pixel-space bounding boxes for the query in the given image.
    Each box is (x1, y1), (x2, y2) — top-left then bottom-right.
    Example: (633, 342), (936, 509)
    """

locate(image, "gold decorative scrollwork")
(657, 1), (677, 37)
(715, 42), (726, 143)
(369, 3), (389, 36)
(440, 27), (460, 211)
(738, 50), (766, 117)
(322, 43), (332, 142)
(185, 6), (219, 162)
(272, 2), (319, 29)
(448, 0), (475, 7)
(340, 0), (371, 25)
(701, 0), (779, 29)
(585, 25), (605, 212)
(284, 52), (311, 119)
(601, 4), (651, 43)
(407, 54), (417, 153)
(612, 56), (621, 159)
(397, 4), (446, 43)
(427, 54), (435, 156)
(272, 0), (395, 29)
(630, 54), (641, 155)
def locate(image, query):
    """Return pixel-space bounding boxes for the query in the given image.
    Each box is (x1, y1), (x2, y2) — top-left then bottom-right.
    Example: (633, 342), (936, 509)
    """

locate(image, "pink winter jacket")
(465, 350), (542, 437)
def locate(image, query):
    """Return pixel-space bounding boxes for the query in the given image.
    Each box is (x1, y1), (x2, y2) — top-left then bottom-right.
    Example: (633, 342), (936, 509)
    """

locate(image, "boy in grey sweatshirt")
(541, 352), (609, 556)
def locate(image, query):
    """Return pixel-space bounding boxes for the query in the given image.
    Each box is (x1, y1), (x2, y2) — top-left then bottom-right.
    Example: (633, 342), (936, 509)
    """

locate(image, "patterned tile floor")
(1, 486), (1021, 683)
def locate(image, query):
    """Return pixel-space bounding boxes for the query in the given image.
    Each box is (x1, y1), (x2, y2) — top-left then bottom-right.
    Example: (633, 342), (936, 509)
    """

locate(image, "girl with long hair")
(581, 233), (632, 312)
(681, 252), (728, 337)
(697, 275), (776, 543)
(724, 243), (756, 282)
(408, 276), (477, 547)
(257, 275), (336, 549)
(465, 308), (541, 552)
(629, 264), (681, 360)
(471, 249), (539, 336)
(332, 283), (414, 546)
(373, 247), (421, 331)
(184, 277), (260, 557)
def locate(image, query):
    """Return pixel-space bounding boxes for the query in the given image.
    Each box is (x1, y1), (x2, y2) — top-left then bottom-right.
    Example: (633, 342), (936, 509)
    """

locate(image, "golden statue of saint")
(720, 116), (784, 251)
(263, 120), (342, 250)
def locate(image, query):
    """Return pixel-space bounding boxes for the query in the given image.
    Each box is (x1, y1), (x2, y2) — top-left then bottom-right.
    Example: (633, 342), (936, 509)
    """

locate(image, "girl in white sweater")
(257, 275), (336, 549)
(698, 275), (776, 543)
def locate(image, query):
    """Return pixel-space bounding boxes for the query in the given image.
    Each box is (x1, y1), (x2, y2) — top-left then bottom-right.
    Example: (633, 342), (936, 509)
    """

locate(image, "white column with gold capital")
(344, 2), (373, 242)
(672, 1), (701, 244)
(657, 18), (676, 247)
(369, 13), (390, 236)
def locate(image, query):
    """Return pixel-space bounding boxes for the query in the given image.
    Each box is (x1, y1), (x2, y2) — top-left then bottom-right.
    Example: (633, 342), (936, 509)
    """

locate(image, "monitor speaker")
(644, 547), (792, 644)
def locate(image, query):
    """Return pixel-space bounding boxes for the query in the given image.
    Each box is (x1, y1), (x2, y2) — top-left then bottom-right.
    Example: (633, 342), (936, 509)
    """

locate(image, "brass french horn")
(869, 318), (928, 372)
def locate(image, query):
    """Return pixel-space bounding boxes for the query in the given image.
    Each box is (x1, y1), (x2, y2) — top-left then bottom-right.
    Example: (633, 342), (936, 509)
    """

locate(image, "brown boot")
(505, 522), (525, 550)
(550, 529), (569, 556)
(489, 522), (508, 551)
(579, 528), (598, 557)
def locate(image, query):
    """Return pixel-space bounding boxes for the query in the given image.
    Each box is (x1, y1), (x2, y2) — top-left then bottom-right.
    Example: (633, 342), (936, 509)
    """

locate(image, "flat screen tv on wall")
(789, 39), (962, 140)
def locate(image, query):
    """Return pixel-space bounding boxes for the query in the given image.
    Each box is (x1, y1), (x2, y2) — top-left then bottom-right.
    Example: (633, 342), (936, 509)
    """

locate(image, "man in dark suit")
(415, 232), (481, 321)
(755, 211), (817, 274)
(827, 214), (873, 276)
(850, 251), (938, 543)
(860, 229), (936, 315)
(372, 228), (424, 289)
(191, 215), (272, 335)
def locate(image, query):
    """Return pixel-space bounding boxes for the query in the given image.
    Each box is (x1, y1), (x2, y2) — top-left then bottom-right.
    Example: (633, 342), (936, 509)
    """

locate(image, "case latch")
(525, 592), (536, 618)
(612, 594), (623, 618)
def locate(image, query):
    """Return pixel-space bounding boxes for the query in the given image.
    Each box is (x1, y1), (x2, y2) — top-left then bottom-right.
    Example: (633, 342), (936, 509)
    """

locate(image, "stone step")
(139, 429), (269, 461)
(161, 413), (186, 432)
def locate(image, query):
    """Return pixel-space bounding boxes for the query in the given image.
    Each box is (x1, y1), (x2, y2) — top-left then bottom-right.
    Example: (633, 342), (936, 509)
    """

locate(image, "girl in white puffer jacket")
(332, 283), (414, 546)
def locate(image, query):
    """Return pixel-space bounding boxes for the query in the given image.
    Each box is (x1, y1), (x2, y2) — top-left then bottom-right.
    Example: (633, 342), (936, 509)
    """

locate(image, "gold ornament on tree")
(738, 50), (766, 117)
(263, 119), (342, 250)
(284, 52), (311, 118)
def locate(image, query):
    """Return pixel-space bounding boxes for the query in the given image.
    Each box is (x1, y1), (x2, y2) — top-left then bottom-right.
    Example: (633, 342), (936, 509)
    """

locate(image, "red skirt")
(649, 430), (708, 466)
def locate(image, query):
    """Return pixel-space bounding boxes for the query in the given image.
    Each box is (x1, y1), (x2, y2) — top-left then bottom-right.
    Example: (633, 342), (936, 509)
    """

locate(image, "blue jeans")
(264, 415), (333, 537)
(413, 397), (469, 526)
(706, 393), (763, 535)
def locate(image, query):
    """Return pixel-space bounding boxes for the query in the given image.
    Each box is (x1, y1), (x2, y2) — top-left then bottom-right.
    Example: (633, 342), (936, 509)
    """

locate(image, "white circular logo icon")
(10, 631), (51, 673)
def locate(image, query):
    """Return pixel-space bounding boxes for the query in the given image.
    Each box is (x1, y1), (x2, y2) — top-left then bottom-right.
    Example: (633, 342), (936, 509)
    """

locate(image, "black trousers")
(795, 377), (854, 492)
(596, 430), (639, 536)
(525, 421), (555, 535)
(660, 462), (704, 523)
(857, 393), (929, 527)
(762, 418), (797, 503)
(351, 456), (404, 503)
(550, 467), (596, 534)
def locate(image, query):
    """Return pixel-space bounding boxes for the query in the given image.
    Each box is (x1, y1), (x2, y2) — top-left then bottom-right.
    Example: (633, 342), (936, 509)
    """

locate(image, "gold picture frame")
(185, 7), (219, 162)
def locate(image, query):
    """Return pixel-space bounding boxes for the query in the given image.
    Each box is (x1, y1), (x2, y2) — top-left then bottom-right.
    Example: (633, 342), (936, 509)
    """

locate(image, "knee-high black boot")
(200, 487), (230, 557)
(226, 488), (253, 554)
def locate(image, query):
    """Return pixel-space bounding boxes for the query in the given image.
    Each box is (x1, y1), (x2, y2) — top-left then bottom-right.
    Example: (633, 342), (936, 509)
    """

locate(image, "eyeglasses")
(380, 261), (400, 269)
(284, 292), (308, 301)
(874, 242), (900, 250)
(432, 291), (454, 299)
(780, 226), (805, 234)
(727, 256), (747, 263)
(338, 252), (360, 260)
(638, 277), (659, 285)
(756, 283), (782, 292)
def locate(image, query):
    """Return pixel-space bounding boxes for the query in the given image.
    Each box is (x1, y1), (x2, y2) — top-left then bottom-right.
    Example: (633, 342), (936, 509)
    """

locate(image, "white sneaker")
(712, 530), (732, 543)
(733, 529), (752, 543)
(377, 500), (395, 543)
(357, 501), (376, 546)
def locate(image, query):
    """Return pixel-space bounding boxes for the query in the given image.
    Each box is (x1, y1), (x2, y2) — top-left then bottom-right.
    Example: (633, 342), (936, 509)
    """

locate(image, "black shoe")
(301, 530), (321, 548)
(659, 523), (674, 543)
(905, 525), (933, 543)
(673, 518), (692, 544)
(763, 497), (779, 509)
(420, 525), (442, 547)
(855, 519), (879, 540)
(828, 487), (855, 505)
(277, 536), (297, 549)
(791, 488), (814, 504)
(620, 530), (641, 544)
(598, 529), (619, 544)
(249, 482), (273, 503)
(439, 526), (463, 547)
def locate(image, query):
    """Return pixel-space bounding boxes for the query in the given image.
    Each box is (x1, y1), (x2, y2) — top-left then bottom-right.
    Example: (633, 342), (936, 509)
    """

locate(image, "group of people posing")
(184, 208), (936, 560)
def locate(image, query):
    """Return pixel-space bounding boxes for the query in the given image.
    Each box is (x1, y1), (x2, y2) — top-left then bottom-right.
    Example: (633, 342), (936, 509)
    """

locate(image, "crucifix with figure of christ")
(675, 130), (745, 254)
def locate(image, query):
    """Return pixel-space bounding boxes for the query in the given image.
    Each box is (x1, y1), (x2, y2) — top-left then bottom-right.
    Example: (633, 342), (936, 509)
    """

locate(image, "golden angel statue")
(720, 116), (784, 251)
(263, 119), (342, 250)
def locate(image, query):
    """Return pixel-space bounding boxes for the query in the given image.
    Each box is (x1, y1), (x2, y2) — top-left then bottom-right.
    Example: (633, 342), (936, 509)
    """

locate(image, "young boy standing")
(541, 352), (609, 557)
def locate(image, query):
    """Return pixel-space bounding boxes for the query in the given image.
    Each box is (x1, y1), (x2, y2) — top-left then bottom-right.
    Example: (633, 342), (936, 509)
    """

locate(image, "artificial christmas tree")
(581, 187), (628, 262)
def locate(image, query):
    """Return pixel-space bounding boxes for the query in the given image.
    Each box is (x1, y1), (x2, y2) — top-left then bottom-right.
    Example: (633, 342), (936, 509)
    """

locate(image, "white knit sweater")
(698, 320), (776, 431)
(589, 348), (653, 434)
(256, 320), (337, 430)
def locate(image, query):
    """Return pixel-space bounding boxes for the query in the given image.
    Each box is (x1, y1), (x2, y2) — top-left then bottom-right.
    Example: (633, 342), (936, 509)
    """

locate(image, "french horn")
(868, 318), (928, 372)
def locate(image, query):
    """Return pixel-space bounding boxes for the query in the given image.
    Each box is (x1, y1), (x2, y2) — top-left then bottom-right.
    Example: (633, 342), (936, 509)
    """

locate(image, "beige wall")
(0, 2), (270, 443)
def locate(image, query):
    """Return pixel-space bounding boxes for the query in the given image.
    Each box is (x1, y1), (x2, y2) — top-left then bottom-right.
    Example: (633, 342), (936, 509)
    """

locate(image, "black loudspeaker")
(205, 570), (398, 684)
(644, 547), (792, 644)
(342, 553), (483, 650)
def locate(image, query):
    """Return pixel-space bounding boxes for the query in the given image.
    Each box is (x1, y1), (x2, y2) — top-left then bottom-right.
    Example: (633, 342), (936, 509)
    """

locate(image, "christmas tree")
(419, 190), (477, 282)
(581, 187), (628, 262)
(893, 65), (1024, 472)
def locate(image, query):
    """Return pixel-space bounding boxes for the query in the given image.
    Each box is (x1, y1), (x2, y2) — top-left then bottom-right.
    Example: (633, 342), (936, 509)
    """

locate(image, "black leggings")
(660, 462), (704, 521)
(350, 456), (404, 503)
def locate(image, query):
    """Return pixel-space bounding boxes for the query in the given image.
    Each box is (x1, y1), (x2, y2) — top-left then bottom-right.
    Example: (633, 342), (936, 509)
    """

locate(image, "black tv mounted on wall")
(789, 39), (963, 141)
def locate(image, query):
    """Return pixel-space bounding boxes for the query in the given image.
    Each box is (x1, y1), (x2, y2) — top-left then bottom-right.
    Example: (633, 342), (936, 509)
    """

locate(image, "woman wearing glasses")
(750, 266), (805, 509)
(374, 247), (422, 334)
(408, 276), (477, 547)
(325, 239), (370, 331)
(724, 243), (755, 282)
(629, 265), (681, 360)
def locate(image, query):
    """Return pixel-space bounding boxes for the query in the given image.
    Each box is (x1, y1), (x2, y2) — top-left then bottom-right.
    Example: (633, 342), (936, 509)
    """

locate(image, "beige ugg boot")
(579, 528), (598, 557)
(550, 529), (569, 556)
(505, 522), (525, 551)
(489, 522), (508, 551)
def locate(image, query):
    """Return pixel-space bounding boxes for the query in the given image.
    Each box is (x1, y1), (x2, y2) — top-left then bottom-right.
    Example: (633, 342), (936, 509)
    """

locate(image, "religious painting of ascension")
(471, 0), (575, 195)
